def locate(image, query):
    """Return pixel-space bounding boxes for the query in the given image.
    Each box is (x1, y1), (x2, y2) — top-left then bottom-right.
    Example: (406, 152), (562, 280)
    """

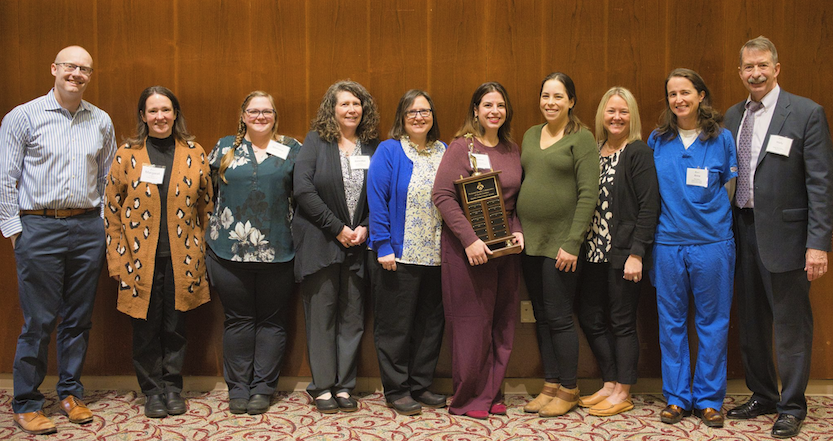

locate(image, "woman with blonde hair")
(205, 91), (301, 415)
(575, 87), (659, 416)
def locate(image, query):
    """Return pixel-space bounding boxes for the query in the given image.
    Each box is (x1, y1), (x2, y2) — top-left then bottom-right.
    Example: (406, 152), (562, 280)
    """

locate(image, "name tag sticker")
(350, 155), (370, 170)
(140, 164), (165, 184)
(266, 140), (290, 159)
(686, 167), (708, 188)
(471, 153), (491, 170)
(766, 135), (792, 157)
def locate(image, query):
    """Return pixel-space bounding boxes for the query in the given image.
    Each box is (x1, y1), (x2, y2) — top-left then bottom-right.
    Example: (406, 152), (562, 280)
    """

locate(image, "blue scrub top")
(649, 128), (737, 245)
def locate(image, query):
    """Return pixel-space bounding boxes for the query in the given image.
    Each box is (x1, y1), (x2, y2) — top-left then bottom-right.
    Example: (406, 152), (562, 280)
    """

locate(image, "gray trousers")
(300, 254), (365, 398)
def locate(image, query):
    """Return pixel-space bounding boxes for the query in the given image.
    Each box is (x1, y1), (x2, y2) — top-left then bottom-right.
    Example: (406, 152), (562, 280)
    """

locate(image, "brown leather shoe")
(538, 386), (580, 417)
(61, 395), (94, 424)
(660, 404), (691, 424)
(523, 382), (559, 413)
(694, 407), (724, 427)
(14, 411), (57, 435)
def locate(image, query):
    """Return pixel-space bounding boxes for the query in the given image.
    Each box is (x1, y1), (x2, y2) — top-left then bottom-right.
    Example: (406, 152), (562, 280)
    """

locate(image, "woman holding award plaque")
(432, 82), (524, 420)
(516, 72), (599, 418)
(367, 90), (448, 416)
(293, 80), (379, 414)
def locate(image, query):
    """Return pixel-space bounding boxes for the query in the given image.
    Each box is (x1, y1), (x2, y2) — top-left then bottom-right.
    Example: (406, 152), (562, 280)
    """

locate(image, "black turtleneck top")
(145, 134), (176, 257)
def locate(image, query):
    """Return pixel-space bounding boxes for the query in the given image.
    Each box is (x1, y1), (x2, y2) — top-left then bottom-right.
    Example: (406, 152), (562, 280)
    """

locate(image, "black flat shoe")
(315, 396), (339, 414)
(229, 398), (248, 414)
(386, 396), (422, 416)
(247, 394), (271, 415)
(164, 392), (186, 415)
(144, 394), (168, 418)
(726, 398), (777, 419)
(335, 395), (358, 412)
(771, 414), (803, 439)
(412, 390), (447, 408)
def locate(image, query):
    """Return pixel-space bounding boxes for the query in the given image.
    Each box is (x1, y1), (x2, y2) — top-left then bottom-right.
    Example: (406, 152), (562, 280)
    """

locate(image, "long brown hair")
(454, 82), (514, 145)
(218, 91), (281, 184)
(654, 68), (722, 142)
(541, 72), (585, 135)
(310, 80), (380, 144)
(125, 86), (193, 146)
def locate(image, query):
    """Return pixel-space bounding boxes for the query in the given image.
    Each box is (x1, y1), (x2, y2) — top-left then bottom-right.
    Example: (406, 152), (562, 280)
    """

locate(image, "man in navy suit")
(724, 36), (833, 439)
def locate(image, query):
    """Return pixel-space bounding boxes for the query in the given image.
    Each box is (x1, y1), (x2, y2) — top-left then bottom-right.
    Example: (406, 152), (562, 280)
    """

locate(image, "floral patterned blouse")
(207, 135), (302, 262)
(585, 145), (624, 263)
(399, 138), (445, 266)
(340, 140), (365, 222)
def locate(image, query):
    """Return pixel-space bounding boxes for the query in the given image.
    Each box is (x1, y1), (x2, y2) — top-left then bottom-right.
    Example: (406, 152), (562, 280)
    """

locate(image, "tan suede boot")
(523, 382), (560, 413)
(538, 386), (580, 417)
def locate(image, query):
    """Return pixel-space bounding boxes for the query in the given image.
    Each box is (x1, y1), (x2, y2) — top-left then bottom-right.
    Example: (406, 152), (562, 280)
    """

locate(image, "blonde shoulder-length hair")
(594, 86), (642, 144)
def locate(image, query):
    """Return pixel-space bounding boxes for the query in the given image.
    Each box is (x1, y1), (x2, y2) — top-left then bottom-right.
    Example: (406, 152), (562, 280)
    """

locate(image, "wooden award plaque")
(454, 170), (522, 259)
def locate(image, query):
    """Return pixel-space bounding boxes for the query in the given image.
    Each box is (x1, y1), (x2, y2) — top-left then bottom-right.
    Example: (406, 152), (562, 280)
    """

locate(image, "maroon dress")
(431, 136), (523, 414)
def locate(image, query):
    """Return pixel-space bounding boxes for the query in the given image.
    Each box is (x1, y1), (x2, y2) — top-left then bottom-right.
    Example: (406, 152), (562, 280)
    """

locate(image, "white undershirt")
(679, 128), (700, 149)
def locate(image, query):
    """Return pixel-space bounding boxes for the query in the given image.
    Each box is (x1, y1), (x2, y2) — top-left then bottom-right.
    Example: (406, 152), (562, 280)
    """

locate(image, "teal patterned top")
(206, 135), (301, 262)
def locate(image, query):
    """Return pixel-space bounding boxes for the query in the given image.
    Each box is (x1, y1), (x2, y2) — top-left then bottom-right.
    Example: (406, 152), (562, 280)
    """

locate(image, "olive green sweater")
(516, 124), (599, 258)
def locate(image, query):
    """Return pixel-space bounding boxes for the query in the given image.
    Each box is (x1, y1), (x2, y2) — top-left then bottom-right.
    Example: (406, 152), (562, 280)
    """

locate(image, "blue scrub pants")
(652, 239), (734, 411)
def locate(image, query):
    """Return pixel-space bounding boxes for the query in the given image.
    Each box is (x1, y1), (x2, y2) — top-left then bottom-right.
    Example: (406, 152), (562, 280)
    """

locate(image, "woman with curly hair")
(205, 91), (302, 415)
(648, 68), (737, 428)
(293, 80), (379, 413)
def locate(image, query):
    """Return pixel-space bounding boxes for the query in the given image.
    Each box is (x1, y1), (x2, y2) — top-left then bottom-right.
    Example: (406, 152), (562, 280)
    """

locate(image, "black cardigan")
(604, 140), (660, 269)
(292, 130), (378, 282)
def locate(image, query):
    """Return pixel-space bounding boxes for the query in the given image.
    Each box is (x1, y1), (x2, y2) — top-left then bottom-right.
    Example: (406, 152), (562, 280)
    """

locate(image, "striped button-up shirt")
(0, 89), (117, 237)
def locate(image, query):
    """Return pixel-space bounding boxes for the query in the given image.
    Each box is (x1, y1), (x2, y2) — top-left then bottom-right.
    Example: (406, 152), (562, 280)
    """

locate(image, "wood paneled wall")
(1, 0), (832, 381)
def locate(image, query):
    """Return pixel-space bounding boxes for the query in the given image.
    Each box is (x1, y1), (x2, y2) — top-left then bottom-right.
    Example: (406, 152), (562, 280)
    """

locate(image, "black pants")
(368, 252), (444, 402)
(735, 208), (813, 419)
(577, 261), (641, 385)
(521, 253), (581, 387)
(206, 251), (294, 400)
(132, 256), (187, 396)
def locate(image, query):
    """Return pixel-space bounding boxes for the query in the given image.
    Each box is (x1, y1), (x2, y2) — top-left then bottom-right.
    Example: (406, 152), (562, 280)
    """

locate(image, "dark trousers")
(132, 256), (187, 396)
(577, 261), (641, 385)
(300, 252), (365, 398)
(735, 208), (813, 419)
(206, 251), (294, 399)
(521, 254), (580, 387)
(368, 252), (444, 402)
(12, 212), (105, 413)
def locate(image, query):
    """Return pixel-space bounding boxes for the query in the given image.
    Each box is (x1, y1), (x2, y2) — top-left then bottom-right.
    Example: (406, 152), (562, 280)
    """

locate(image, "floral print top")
(340, 140), (365, 222)
(399, 138), (445, 266)
(585, 145), (624, 263)
(207, 135), (302, 262)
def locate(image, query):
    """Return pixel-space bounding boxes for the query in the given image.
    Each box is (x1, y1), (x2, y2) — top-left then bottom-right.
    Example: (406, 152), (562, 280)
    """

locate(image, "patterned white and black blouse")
(585, 145), (625, 263)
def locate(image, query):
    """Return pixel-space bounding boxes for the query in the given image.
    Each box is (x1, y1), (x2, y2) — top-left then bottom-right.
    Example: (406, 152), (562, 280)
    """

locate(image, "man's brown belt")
(19, 208), (97, 218)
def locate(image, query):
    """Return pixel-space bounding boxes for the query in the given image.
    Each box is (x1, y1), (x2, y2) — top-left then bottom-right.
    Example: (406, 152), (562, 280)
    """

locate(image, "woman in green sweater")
(516, 72), (600, 418)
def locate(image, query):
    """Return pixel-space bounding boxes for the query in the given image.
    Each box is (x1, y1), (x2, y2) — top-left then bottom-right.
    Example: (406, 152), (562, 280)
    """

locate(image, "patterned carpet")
(1, 390), (832, 440)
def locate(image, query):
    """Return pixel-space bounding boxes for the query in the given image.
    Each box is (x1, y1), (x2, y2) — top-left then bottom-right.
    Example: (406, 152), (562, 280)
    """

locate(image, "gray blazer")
(725, 89), (833, 273)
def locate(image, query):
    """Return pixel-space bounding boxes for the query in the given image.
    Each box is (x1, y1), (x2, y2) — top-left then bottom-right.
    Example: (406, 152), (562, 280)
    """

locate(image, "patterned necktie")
(736, 100), (764, 207)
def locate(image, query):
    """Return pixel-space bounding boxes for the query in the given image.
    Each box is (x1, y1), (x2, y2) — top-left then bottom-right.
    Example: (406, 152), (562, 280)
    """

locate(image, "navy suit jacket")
(725, 89), (833, 273)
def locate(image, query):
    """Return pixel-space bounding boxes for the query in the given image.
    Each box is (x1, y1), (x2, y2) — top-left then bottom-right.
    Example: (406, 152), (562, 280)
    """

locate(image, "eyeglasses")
(245, 109), (276, 118)
(55, 63), (93, 75)
(405, 109), (433, 119)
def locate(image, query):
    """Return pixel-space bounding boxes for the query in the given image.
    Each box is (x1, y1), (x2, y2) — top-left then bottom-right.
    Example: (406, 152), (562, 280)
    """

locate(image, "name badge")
(686, 167), (708, 188)
(471, 153), (492, 170)
(266, 140), (290, 159)
(765, 135), (792, 157)
(349, 155), (370, 170)
(140, 164), (165, 185)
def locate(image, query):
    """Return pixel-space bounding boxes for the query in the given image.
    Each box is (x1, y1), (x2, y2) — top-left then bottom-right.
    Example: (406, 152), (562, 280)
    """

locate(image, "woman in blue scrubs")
(648, 68), (737, 428)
